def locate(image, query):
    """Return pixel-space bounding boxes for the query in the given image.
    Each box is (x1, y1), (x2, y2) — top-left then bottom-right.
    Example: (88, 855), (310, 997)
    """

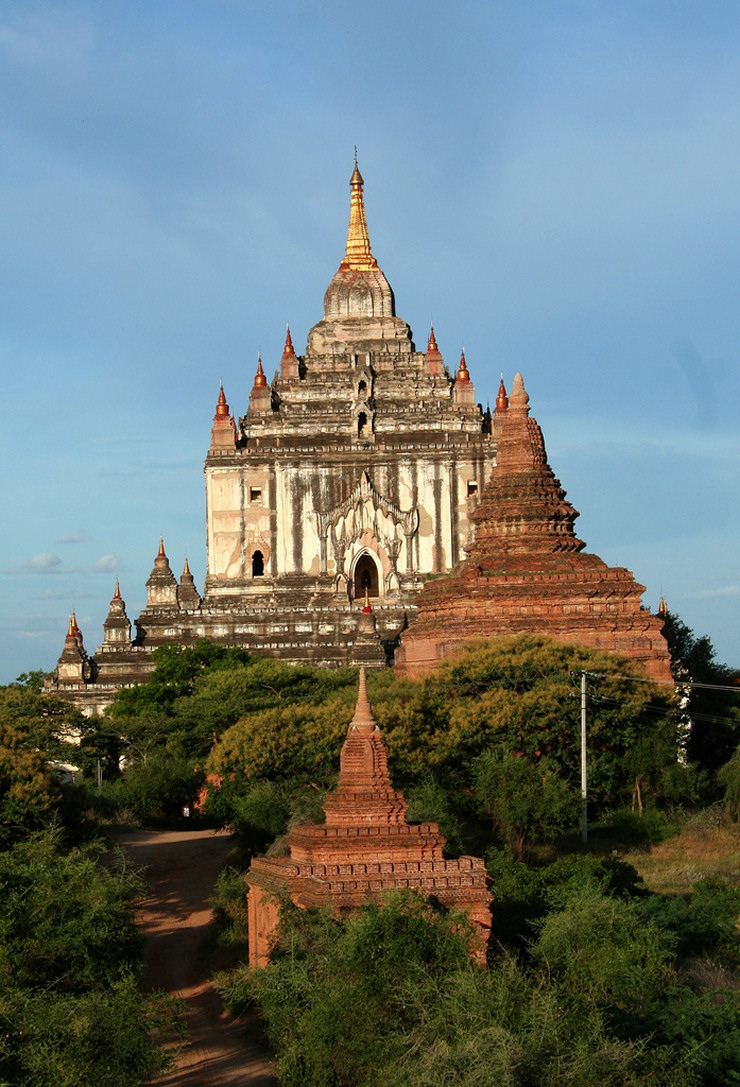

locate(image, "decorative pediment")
(316, 471), (418, 539)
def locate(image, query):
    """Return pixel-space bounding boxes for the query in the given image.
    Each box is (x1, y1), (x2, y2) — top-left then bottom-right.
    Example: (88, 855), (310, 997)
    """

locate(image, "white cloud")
(55, 531), (90, 545)
(93, 554), (124, 573)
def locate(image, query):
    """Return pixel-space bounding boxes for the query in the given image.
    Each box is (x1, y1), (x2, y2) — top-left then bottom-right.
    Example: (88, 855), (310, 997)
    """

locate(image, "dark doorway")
(353, 554), (379, 598)
(251, 550), (264, 577)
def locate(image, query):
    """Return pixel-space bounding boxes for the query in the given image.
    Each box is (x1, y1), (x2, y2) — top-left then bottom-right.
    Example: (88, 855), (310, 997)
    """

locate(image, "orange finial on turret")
(215, 383), (230, 418)
(426, 325), (440, 355)
(183, 556), (191, 576)
(66, 612), (78, 639)
(341, 154), (378, 272)
(657, 594), (668, 618)
(282, 325), (296, 359)
(158, 536), (166, 558)
(456, 349), (470, 383)
(113, 578), (121, 601)
(496, 375), (508, 412)
(254, 355), (267, 388)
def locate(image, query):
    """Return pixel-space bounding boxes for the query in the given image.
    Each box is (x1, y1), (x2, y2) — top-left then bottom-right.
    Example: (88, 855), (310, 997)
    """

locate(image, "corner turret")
(452, 348), (476, 407)
(248, 355), (273, 414)
(210, 384), (237, 452)
(103, 580), (132, 646)
(145, 538), (178, 608)
(177, 556), (202, 611)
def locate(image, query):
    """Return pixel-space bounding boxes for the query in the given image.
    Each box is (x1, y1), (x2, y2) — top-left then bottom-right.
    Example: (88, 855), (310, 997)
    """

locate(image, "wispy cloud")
(35, 589), (93, 601)
(6, 553), (79, 575)
(93, 554), (125, 573)
(55, 531), (90, 545)
(690, 584), (740, 600)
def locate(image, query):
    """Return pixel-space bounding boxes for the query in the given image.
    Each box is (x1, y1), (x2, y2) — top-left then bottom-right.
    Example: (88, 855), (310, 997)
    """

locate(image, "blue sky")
(1, 0), (738, 683)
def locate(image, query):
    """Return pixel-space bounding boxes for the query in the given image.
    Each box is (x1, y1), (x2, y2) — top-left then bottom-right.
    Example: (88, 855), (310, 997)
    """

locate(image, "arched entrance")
(353, 553), (379, 598)
(251, 550), (264, 577)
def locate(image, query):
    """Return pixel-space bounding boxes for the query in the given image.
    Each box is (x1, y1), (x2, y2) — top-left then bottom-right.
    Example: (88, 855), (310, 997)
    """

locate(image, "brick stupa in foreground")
(246, 669), (491, 967)
(396, 374), (672, 682)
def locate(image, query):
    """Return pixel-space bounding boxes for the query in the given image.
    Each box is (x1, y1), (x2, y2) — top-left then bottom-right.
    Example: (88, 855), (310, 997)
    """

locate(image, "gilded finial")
(456, 349), (470, 383)
(496, 376), (508, 411)
(158, 536), (166, 558)
(426, 325), (440, 355)
(657, 593), (667, 618)
(282, 325), (296, 358)
(215, 383), (230, 417)
(254, 355), (267, 388)
(113, 578), (121, 601)
(341, 155), (378, 272)
(66, 612), (78, 638)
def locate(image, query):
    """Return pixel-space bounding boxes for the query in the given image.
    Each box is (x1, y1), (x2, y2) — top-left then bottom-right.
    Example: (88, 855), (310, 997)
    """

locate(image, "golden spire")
(158, 536), (166, 558)
(426, 325), (440, 355)
(113, 578), (121, 601)
(183, 556), (191, 576)
(66, 612), (78, 639)
(341, 155), (378, 272)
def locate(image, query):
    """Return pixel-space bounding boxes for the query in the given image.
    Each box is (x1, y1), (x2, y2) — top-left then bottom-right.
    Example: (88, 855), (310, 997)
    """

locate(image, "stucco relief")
(316, 471), (418, 587)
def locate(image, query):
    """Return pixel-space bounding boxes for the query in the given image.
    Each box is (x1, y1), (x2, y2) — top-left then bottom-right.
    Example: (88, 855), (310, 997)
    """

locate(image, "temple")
(246, 669), (492, 966)
(396, 373), (672, 682)
(45, 162), (671, 712)
(45, 161), (494, 712)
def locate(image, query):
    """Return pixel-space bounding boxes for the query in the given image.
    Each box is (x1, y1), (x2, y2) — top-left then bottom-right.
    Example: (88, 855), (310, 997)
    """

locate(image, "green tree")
(662, 611), (740, 772)
(475, 747), (581, 859)
(0, 829), (174, 1085)
(0, 685), (87, 846)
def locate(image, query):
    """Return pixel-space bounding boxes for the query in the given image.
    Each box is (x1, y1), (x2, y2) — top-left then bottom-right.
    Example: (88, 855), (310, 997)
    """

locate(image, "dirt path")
(118, 828), (277, 1087)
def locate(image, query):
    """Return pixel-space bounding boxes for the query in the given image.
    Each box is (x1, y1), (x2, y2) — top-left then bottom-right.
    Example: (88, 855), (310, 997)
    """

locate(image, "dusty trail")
(118, 828), (277, 1087)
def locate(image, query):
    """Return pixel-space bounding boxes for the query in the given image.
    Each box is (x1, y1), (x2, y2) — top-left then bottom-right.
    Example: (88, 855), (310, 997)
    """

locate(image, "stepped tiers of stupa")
(395, 374), (672, 683)
(246, 670), (491, 967)
(45, 161), (495, 713)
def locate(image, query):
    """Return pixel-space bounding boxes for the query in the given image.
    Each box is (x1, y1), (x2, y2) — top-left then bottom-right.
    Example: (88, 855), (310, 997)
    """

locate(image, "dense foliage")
(218, 872), (740, 1087)
(0, 683), (87, 847)
(0, 678), (177, 1085)
(0, 830), (175, 1086)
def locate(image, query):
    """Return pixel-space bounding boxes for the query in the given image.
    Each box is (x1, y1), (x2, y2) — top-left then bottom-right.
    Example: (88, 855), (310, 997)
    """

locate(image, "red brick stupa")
(246, 669), (491, 966)
(396, 374), (672, 682)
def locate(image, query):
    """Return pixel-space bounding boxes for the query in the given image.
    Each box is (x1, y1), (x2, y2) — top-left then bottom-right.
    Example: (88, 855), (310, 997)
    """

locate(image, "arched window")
(251, 550), (264, 577)
(358, 379), (367, 397)
(358, 412), (369, 438)
(353, 554), (379, 598)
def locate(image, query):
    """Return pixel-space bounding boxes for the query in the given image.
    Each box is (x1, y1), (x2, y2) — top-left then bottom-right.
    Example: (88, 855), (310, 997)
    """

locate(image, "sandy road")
(118, 828), (277, 1087)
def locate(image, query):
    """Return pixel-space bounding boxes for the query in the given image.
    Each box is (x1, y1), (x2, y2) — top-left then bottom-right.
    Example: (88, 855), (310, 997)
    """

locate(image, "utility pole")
(580, 670), (588, 843)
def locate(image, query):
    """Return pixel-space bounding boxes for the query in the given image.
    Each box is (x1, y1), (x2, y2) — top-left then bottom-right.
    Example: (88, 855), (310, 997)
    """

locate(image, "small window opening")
(467, 481), (478, 497)
(358, 380), (367, 397)
(250, 487), (262, 503)
(358, 412), (369, 438)
(252, 550), (265, 577)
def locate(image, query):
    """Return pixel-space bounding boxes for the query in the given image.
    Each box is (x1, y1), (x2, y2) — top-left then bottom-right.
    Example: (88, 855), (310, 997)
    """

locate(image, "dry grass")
(621, 811), (740, 895)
